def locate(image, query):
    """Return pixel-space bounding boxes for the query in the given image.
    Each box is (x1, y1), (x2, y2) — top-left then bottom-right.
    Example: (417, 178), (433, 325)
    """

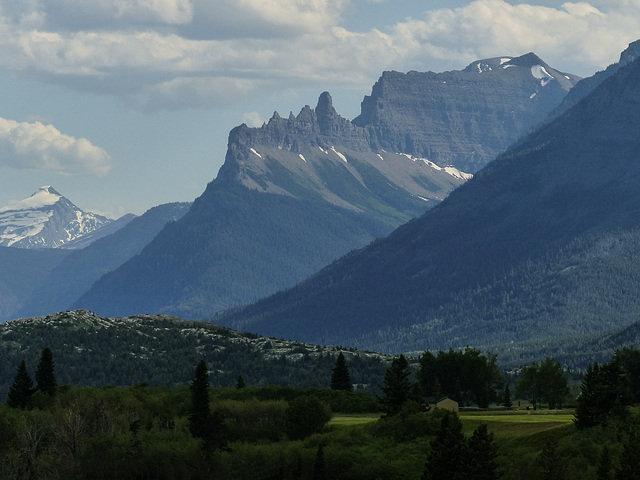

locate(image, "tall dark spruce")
(330, 352), (352, 391)
(6, 360), (34, 409)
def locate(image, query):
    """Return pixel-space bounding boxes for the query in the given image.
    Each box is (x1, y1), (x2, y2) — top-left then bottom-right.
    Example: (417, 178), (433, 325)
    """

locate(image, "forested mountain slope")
(216, 49), (640, 354)
(75, 53), (576, 320)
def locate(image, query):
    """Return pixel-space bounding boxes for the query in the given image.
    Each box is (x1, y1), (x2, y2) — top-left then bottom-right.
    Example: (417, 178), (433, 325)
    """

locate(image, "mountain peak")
(0, 187), (112, 248)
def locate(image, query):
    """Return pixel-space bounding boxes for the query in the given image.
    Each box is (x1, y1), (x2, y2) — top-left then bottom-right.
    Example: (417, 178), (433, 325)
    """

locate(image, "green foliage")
(380, 354), (415, 416)
(574, 350), (637, 430)
(516, 358), (569, 410)
(331, 352), (353, 391)
(285, 395), (332, 440)
(6, 360), (34, 409)
(35, 347), (57, 397)
(422, 411), (468, 480)
(417, 347), (501, 407)
(189, 359), (210, 440)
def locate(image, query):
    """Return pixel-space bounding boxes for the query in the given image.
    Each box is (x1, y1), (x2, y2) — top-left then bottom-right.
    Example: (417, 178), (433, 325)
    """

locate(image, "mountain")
(73, 93), (471, 319)
(75, 54), (575, 320)
(214, 46), (640, 355)
(353, 52), (580, 173)
(0, 186), (114, 249)
(0, 309), (391, 400)
(0, 247), (70, 321)
(3, 202), (191, 321)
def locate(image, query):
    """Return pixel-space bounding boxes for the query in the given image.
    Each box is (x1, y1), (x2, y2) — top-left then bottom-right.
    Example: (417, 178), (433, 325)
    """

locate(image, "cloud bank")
(0, 0), (638, 110)
(0, 117), (113, 175)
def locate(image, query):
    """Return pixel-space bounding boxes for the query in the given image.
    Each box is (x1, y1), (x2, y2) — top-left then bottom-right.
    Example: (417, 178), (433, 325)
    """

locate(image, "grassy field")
(459, 409), (575, 439)
(329, 409), (575, 439)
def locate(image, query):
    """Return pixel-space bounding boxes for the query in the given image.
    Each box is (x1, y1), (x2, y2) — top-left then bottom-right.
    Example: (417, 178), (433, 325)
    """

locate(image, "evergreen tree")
(467, 423), (500, 480)
(596, 446), (613, 480)
(330, 352), (352, 391)
(422, 411), (468, 480)
(236, 375), (246, 389)
(380, 354), (414, 416)
(35, 347), (57, 396)
(6, 360), (34, 408)
(574, 363), (602, 429)
(503, 385), (512, 409)
(537, 439), (566, 480)
(538, 358), (569, 409)
(312, 444), (327, 480)
(189, 359), (210, 440)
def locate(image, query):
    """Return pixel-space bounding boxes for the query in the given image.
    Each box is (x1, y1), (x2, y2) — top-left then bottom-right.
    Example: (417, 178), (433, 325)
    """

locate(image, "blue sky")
(0, 0), (639, 218)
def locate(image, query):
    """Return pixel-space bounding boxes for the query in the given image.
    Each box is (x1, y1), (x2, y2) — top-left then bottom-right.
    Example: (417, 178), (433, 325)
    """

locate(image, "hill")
(0, 309), (390, 400)
(215, 45), (640, 355)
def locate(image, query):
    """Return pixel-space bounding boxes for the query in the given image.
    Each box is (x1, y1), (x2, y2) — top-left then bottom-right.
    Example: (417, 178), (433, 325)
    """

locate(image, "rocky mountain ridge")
(353, 52), (580, 173)
(0, 186), (115, 249)
(215, 45), (640, 355)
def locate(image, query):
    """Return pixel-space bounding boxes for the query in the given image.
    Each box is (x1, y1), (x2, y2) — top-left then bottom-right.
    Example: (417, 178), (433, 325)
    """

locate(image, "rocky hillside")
(0, 310), (390, 400)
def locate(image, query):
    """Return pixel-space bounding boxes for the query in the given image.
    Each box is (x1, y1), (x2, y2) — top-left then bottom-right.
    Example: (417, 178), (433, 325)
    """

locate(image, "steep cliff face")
(353, 53), (580, 173)
(217, 92), (468, 216)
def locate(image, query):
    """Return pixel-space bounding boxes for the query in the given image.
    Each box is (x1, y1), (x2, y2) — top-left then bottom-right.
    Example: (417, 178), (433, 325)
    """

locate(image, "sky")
(0, 0), (639, 218)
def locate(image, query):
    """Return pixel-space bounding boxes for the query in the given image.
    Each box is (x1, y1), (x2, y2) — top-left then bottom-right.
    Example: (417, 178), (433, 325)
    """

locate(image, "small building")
(423, 396), (459, 413)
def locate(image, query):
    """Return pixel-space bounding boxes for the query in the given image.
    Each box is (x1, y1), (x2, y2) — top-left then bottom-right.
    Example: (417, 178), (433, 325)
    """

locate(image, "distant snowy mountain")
(0, 186), (113, 249)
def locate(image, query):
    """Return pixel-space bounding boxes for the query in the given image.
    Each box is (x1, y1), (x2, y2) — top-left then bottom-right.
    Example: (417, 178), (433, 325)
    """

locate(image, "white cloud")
(0, 117), (112, 175)
(0, 0), (638, 111)
(242, 111), (266, 128)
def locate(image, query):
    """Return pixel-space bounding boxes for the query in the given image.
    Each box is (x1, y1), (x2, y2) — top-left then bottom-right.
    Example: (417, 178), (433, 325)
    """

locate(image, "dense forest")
(2, 346), (639, 479)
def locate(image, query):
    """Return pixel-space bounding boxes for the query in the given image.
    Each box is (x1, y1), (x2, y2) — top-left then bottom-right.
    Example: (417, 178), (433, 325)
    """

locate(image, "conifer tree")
(312, 444), (327, 480)
(35, 347), (57, 396)
(468, 423), (500, 480)
(596, 446), (613, 480)
(7, 360), (34, 408)
(422, 411), (468, 480)
(503, 385), (512, 409)
(189, 359), (210, 440)
(330, 352), (352, 391)
(380, 354), (414, 416)
(537, 439), (566, 480)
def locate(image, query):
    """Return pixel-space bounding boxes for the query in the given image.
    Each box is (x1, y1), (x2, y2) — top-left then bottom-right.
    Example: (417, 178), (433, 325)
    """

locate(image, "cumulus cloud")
(0, 117), (112, 176)
(0, 0), (638, 111)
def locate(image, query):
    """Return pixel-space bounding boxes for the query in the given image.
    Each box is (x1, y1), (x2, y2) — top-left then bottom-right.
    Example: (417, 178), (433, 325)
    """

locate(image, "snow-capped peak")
(0, 186), (112, 248)
(0, 186), (62, 213)
(530, 65), (555, 86)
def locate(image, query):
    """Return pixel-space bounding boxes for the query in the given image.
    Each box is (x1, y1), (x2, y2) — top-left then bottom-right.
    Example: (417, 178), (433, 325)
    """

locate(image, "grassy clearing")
(329, 413), (381, 427)
(460, 410), (575, 439)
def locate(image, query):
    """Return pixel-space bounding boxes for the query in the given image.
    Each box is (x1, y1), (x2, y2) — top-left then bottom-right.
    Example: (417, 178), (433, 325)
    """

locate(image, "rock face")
(0, 186), (112, 249)
(353, 53), (580, 173)
(215, 49), (640, 355)
(74, 53), (577, 320)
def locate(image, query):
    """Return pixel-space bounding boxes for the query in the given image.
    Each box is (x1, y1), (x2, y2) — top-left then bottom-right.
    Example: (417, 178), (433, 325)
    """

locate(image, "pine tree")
(312, 444), (327, 480)
(503, 385), (512, 409)
(236, 375), (246, 389)
(537, 439), (566, 480)
(7, 360), (34, 408)
(596, 446), (613, 480)
(380, 354), (414, 416)
(330, 352), (352, 391)
(467, 423), (500, 480)
(189, 359), (210, 440)
(422, 411), (468, 480)
(35, 347), (57, 396)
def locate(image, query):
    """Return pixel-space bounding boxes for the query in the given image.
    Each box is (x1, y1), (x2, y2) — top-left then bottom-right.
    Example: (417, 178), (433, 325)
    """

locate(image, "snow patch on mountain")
(531, 65), (554, 86)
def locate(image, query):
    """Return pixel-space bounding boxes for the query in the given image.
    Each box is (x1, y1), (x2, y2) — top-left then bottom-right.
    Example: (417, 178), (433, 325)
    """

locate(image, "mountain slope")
(0, 247), (70, 321)
(74, 93), (470, 319)
(75, 54), (575, 320)
(0, 186), (113, 249)
(354, 53), (579, 173)
(215, 50), (640, 354)
(6, 202), (191, 321)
